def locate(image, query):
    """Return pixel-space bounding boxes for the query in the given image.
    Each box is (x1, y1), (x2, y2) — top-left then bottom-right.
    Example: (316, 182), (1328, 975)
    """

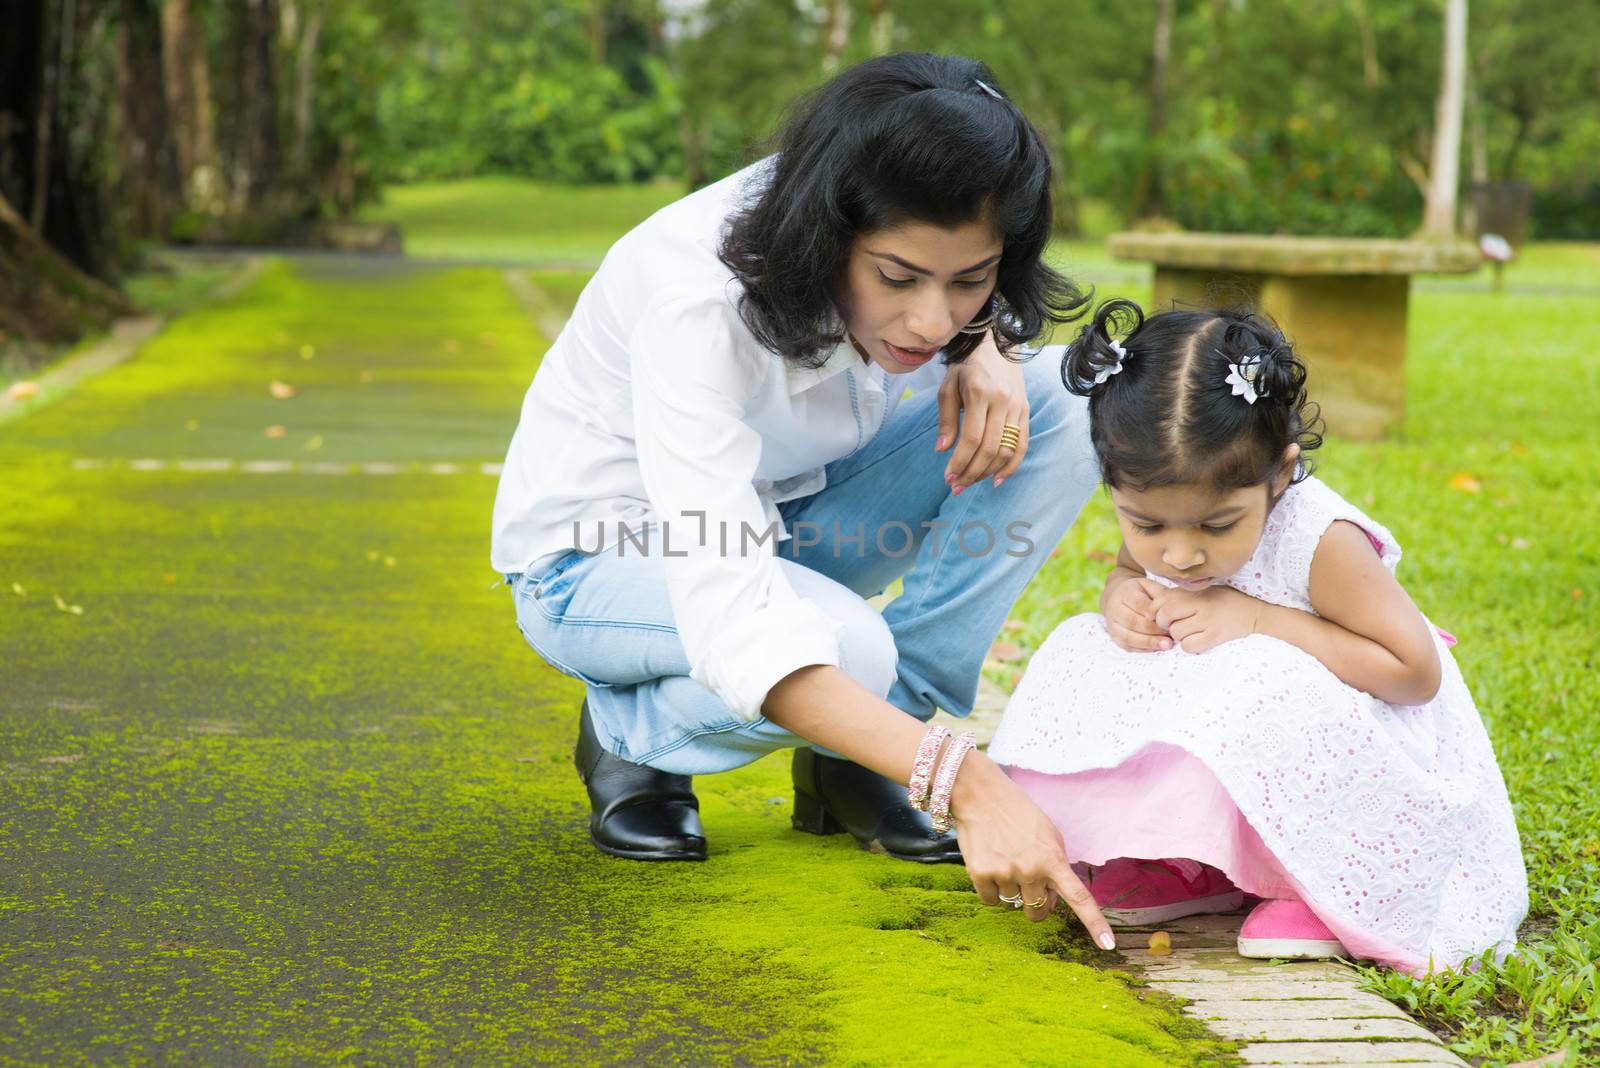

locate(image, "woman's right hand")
(950, 751), (1117, 951)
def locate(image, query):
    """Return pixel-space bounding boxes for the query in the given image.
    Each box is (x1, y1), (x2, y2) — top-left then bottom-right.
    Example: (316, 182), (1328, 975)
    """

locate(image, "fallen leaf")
(163, 573), (177, 585)
(384, 555), (398, 568)
(1511, 537), (1530, 551)
(988, 641), (1022, 661)
(38, 754), (84, 764)
(299, 344), (316, 360)
(358, 370), (375, 383)
(479, 332), (498, 348)
(443, 339), (460, 354)
(1574, 588), (1584, 602)
(264, 425), (286, 438)
(1147, 931), (1172, 956)
(1002, 619), (1025, 633)
(6, 381), (40, 401)
(1448, 472), (1481, 493)
(366, 550), (380, 562)
(11, 582), (23, 596)
(304, 435), (324, 452)
(52, 593), (84, 616)
(1085, 549), (1117, 564)
(268, 380), (297, 399)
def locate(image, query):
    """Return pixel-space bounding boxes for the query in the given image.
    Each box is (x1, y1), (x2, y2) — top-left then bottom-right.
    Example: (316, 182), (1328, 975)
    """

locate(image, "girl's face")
(838, 217), (1003, 375)
(1108, 450), (1298, 589)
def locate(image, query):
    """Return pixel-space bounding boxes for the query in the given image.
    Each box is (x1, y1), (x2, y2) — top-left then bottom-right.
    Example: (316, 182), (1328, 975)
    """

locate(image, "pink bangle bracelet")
(928, 731), (977, 833)
(907, 725), (951, 811)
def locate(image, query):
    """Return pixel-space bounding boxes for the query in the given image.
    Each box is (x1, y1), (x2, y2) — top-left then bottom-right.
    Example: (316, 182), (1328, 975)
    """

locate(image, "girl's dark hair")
(719, 52), (1088, 369)
(1061, 299), (1324, 492)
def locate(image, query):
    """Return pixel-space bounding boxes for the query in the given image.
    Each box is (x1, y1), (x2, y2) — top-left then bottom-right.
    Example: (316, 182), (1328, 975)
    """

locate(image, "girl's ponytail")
(1062, 298), (1145, 396)
(1250, 331), (1306, 412)
(1215, 313), (1324, 475)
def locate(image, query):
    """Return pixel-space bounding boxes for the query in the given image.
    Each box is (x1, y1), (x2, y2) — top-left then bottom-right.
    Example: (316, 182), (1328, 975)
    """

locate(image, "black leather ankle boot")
(573, 702), (706, 861)
(791, 747), (962, 863)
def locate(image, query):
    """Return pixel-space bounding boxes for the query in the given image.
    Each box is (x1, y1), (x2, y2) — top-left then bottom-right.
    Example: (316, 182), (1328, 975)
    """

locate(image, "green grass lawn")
(360, 177), (684, 264)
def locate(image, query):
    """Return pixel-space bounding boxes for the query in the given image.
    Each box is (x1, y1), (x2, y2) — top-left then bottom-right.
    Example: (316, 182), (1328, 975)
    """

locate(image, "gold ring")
(1024, 897), (1049, 909)
(1001, 423), (1022, 436)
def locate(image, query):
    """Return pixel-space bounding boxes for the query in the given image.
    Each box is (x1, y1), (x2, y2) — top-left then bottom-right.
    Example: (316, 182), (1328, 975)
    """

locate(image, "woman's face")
(839, 217), (1003, 375)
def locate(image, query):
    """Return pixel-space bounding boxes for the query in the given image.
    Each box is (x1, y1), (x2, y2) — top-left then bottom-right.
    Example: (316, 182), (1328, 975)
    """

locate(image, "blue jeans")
(510, 350), (1100, 775)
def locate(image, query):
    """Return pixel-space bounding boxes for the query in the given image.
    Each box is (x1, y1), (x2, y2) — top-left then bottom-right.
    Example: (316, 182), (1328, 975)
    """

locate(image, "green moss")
(0, 260), (1231, 1065)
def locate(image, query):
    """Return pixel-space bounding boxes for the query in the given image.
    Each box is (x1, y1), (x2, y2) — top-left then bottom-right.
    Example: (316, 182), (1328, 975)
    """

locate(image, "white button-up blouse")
(491, 160), (947, 721)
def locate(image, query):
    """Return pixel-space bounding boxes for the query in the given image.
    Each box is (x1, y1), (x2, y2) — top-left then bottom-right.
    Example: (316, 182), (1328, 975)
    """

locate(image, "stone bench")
(1106, 233), (1480, 438)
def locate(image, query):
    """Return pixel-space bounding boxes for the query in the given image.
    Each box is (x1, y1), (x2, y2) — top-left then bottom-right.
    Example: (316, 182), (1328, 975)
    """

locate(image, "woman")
(492, 53), (1116, 951)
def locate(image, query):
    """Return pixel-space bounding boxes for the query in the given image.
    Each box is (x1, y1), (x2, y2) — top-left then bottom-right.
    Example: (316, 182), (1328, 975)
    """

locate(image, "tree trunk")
(1134, 0), (1174, 220)
(0, 0), (46, 214)
(117, 0), (182, 238)
(30, 0), (60, 231)
(1420, 0), (1467, 238)
(1350, 0), (1383, 89)
(867, 0), (892, 55)
(822, 0), (851, 75)
(220, 0), (282, 215)
(0, 189), (134, 353)
(162, 0), (221, 209)
(290, 2), (322, 182)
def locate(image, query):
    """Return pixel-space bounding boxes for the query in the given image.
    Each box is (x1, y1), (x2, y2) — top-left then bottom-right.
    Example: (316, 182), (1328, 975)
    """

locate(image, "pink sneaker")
(1236, 899), (1346, 959)
(1089, 857), (1244, 927)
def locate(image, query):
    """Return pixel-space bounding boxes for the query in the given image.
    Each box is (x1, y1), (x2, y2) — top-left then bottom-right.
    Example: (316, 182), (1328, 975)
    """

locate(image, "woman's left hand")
(936, 332), (1028, 492)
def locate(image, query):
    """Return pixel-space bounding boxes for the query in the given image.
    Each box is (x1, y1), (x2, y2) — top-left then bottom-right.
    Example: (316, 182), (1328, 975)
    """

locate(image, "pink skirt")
(1006, 742), (1433, 974)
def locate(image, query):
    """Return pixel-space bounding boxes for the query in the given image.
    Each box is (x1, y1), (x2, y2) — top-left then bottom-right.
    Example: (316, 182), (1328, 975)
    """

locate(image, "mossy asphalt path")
(0, 261), (1228, 1066)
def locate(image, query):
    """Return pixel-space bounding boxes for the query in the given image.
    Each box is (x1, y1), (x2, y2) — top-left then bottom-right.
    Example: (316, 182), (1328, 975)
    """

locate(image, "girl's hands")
(1102, 572), (1175, 652)
(951, 752), (1117, 950)
(1151, 585), (1263, 653)
(936, 333), (1028, 492)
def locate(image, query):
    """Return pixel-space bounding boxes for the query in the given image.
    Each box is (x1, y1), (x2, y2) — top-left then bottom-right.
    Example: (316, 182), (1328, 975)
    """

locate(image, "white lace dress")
(987, 476), (1527, 973)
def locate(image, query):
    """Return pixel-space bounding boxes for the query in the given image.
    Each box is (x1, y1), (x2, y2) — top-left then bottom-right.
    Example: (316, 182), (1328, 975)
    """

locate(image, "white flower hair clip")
(1224, 353), (1265, 405)
(1093, 338), (1128, 385)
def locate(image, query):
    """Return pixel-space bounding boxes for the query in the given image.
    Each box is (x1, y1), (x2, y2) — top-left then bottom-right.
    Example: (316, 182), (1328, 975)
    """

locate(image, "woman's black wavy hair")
(1060, 299), (1324, 492)
(719, 52), (1089, 369)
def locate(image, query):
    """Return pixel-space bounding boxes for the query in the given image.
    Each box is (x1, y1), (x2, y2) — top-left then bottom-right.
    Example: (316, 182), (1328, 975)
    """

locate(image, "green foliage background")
(324, 0), (1600, 239)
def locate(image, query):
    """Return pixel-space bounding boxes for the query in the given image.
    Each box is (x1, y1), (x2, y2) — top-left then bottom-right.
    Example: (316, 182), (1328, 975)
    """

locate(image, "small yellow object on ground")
(1147, 931), (1172, 956)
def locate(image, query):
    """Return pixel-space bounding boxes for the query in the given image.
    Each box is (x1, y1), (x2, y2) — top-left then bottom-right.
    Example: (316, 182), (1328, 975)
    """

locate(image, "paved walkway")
(1, 257), (1470, 1066)
(1123, 914), (1466, 1066)
(0, 260), (1232, 1065)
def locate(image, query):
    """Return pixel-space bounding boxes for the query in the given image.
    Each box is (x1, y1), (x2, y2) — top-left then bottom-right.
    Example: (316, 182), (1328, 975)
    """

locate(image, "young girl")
(986, 300), (1528, 974)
